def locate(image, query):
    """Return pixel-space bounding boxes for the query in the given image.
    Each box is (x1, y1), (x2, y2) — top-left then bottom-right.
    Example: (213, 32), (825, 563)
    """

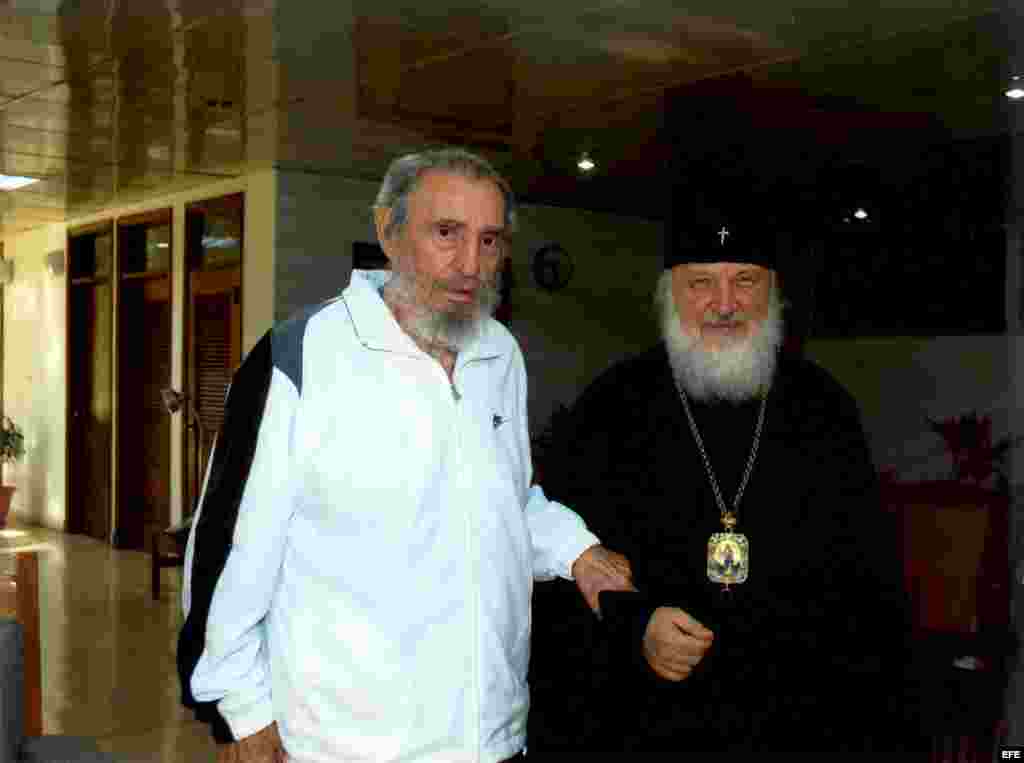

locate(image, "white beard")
(384, 269), (500, 352)
(654, 271), (784, 403)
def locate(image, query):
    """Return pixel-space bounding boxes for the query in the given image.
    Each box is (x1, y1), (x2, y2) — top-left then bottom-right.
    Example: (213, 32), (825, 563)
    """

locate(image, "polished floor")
(2, 520), (216, 762)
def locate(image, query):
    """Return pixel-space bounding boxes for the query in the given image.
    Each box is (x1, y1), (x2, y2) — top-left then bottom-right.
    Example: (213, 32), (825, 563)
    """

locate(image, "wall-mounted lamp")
(161, 388), (207, 514)
(45, 250), (64, 277)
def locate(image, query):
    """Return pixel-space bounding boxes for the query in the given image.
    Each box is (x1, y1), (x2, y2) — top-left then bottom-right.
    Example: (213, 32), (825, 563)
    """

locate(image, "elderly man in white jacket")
(178, 148), (633, 763)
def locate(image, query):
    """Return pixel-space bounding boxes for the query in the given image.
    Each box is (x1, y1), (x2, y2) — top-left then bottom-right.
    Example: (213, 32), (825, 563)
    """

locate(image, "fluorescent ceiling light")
(0, 175), (41, 191)
(1005, 88), (1024, 100)
(201, 236), (239, 249)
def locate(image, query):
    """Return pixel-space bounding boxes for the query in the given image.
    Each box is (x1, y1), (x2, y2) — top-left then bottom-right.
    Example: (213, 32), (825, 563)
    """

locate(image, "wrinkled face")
(375, 169), (506, 321)
(670, 262), (773, 349)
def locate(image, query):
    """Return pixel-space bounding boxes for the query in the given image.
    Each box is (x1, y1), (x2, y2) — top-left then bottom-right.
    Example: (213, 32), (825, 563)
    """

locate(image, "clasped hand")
(643, 606), (714, 682)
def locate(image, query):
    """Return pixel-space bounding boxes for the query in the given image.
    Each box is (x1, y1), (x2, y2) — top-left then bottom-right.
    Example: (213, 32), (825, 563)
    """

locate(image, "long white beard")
(384, 269), (500, 352)
(654, 271), (784, 403)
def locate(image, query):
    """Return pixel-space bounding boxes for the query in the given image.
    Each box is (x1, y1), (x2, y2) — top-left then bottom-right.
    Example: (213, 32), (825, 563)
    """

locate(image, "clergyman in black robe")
(528, 210), (922, 756)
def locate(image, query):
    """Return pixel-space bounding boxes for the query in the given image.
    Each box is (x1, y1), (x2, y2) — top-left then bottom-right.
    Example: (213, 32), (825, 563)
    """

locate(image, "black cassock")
(528, 344), (922, 754)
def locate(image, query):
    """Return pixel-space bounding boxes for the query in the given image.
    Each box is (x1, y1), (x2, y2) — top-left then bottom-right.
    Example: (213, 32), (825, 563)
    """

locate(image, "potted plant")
(927, 411), (1023, 493)
(0, 416), (25, 527)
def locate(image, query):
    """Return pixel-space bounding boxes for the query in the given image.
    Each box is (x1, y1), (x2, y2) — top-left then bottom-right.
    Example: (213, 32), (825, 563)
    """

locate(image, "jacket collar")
(343, 269), (505, 362)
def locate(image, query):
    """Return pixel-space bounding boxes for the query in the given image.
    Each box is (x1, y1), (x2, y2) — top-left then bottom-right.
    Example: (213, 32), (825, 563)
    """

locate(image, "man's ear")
(373, 207), (391, 244)
(373, 207), (397, 263)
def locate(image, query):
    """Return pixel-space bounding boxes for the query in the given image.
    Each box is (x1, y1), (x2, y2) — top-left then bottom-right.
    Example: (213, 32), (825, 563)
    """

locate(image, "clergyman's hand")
(643, 606), (714, 682)
(571, 544), (636, 617)
(216, 722), (287, 763)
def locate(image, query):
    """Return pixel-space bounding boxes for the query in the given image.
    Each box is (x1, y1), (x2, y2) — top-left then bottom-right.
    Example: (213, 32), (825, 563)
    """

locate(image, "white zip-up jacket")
(179, 270), (599, 762)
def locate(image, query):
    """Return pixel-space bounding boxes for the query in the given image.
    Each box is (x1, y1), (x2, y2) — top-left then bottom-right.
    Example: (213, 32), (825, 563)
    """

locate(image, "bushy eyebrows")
(432, 218), (506, 235)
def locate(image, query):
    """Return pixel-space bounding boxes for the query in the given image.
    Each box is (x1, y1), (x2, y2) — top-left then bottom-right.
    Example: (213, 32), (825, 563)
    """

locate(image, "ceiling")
(0, 0), (1019, 235)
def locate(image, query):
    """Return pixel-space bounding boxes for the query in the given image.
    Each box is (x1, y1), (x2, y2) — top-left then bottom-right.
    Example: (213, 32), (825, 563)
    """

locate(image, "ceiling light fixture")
(577, 153), (596, 172)
(201, 236), (239, 249)
(853, 207), (869, 220)
(0, 175), (41, 191)
(1006, 88), (1024, 100)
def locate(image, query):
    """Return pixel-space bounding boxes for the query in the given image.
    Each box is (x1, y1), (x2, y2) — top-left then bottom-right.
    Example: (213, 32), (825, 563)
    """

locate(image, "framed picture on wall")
(353, 241), (389, 270)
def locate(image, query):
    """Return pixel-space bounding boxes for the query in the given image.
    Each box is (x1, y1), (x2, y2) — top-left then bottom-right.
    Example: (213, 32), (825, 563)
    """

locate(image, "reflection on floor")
(2, 521), (215, 762)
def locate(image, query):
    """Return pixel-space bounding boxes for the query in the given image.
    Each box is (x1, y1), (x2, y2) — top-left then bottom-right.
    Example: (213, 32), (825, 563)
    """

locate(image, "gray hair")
(373, 147), (517, 240)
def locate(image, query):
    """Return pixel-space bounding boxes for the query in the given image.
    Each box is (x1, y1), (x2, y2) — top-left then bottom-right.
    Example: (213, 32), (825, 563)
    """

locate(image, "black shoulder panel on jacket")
(271, 298), (339, 394)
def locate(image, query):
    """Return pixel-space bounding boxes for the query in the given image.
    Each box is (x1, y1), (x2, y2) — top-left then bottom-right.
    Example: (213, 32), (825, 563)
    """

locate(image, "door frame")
(65, 220), (114, 541)
(183, 193), (244, 516)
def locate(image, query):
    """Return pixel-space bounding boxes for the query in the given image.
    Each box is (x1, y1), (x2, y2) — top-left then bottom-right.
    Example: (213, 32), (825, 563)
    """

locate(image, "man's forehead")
(678, 262), (770, 276)
(410, 170), (506, 225)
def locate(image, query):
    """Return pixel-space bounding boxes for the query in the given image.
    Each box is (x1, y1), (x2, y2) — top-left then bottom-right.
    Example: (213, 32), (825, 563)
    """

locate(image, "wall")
(805, 335), (1012, 480)
(1, 170), (276, 531)
(273, 171), (371, 321)
(507, 204), (663, 433)
(2, 223), (68, 528)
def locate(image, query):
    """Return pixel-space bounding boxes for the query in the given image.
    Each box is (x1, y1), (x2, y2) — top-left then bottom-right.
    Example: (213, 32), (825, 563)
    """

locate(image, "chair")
(881, 480), (1017, 762)
(0, 550), (41, 740)
(150, 515), (193, 601)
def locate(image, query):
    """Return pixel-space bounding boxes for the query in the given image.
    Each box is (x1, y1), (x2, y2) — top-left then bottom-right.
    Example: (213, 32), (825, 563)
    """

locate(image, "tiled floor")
(2, 520), (215, 762)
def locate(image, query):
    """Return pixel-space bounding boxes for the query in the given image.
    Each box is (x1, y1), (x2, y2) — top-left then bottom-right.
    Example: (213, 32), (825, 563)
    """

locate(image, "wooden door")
(115, 213), (172, 550)
(67, 228), (113, 542)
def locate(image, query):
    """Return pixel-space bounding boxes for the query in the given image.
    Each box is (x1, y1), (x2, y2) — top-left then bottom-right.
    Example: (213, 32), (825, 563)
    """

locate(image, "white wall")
(1, 170), (276, 531)
(2, 223), (68, 528)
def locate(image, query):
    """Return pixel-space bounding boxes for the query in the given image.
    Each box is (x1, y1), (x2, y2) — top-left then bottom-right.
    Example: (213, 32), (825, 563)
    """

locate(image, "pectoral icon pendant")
(707, 513), (749, 586)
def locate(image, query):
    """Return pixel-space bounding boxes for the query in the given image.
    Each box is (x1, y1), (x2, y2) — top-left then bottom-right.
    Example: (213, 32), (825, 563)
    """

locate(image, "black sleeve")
(529, 360), (667, 752)
(796, 384), (924, 752)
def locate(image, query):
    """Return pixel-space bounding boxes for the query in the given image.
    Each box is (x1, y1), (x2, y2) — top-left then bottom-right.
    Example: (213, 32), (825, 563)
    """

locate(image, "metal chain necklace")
(673, 378), (767, 588)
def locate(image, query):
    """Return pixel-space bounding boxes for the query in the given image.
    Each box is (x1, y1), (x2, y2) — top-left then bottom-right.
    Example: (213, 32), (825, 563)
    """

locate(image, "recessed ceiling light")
(1005, 87), (1024, 100)
(577, 153), (596, 172)
(0, 175), (41, 191)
